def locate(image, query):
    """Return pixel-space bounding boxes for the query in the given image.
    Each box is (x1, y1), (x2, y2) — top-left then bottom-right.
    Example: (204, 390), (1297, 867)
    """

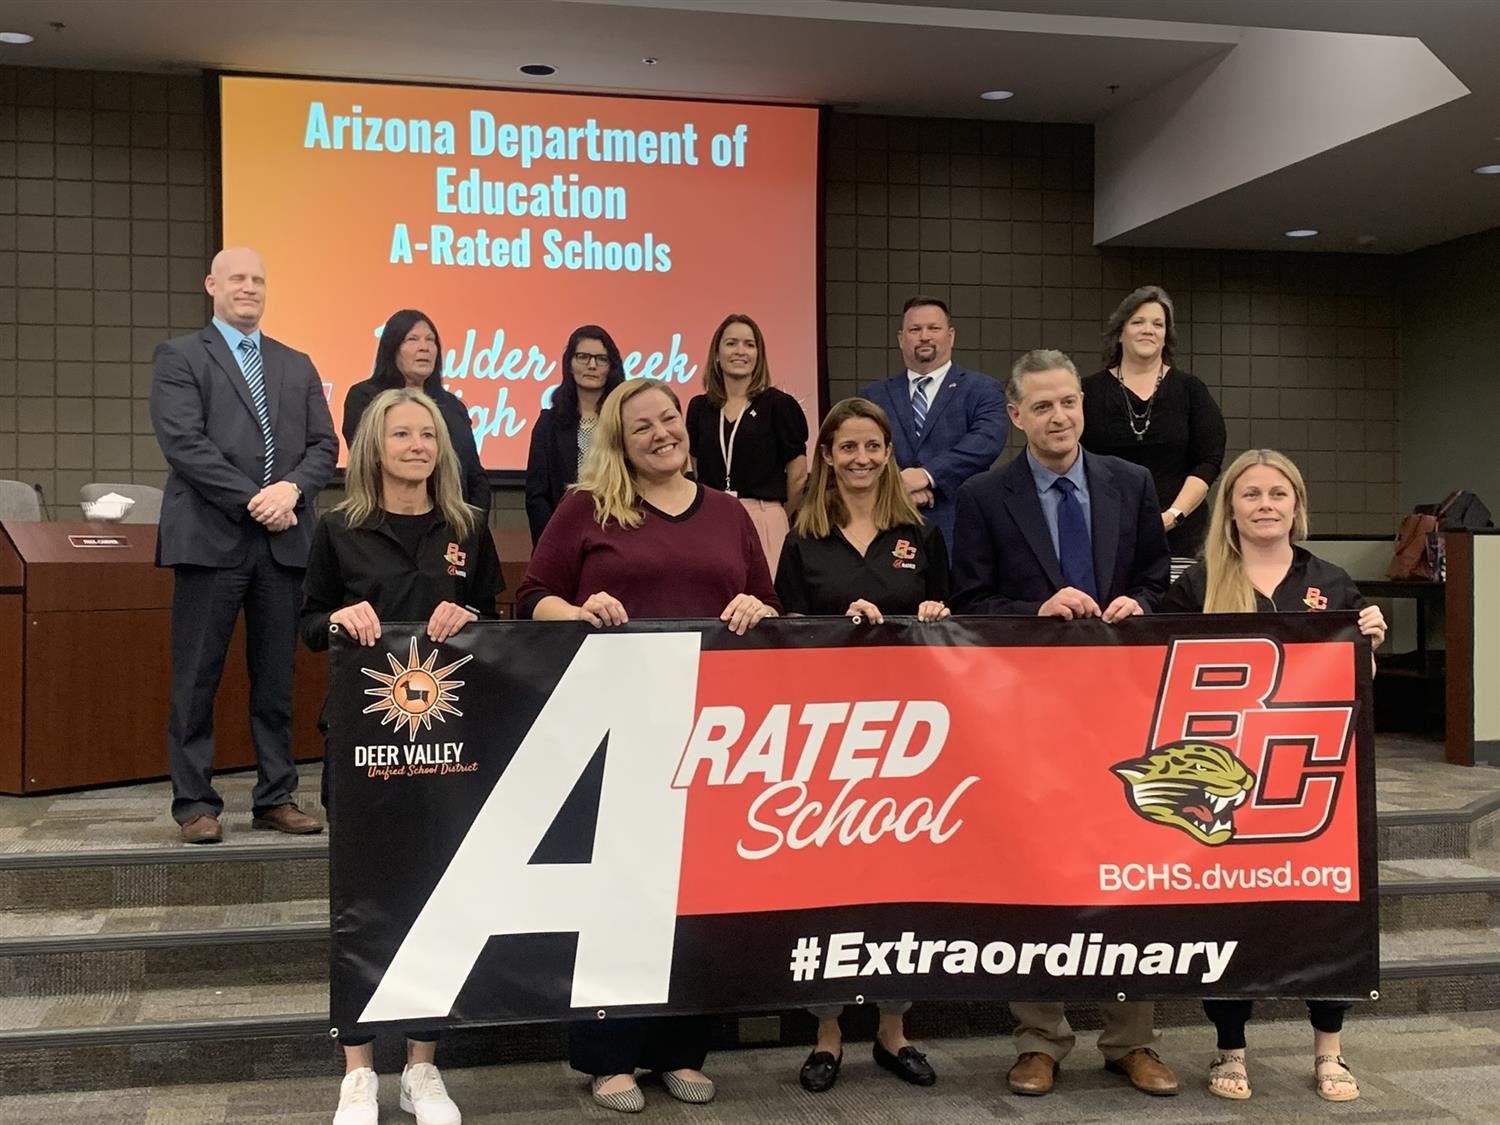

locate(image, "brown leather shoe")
(251, 803), (323, 835)
(1007, 1052), (1058, 1095)
(1105, 1047), (1179, 1096)
(179, 815), (222, 844)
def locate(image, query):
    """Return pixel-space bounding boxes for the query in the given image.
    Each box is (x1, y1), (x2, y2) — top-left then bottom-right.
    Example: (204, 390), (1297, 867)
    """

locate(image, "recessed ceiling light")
(1284, 228), (1319, 238)
(1474, 164), (1500, 175)
(519, 63), (556, 77)
(980, 90), (1014, 101)
(642, 57), (659, 66)
(0, 31), (35, 44)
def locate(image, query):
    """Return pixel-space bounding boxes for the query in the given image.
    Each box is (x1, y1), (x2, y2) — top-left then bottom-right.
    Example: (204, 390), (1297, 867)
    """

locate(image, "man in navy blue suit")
(950, 348), (1176, 1097)
(860, 296), (1007, 549)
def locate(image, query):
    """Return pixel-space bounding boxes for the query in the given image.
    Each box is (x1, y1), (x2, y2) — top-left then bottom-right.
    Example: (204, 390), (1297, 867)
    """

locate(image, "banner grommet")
(854, 994), (866, 1005)
(1116, 992), (1127, 1002)
(595, 1009), (608, 1020)
(1369, 990), (1380, 1001)
(329, 1027), (339, 1040)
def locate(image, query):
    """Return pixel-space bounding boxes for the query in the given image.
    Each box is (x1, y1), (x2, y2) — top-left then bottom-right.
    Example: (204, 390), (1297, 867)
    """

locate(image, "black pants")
(1204, 999), (1351, 1050)
(339, 1029), (441, 1049)
(569, 1015), (711, 1076)
(168, 535), (303, 824)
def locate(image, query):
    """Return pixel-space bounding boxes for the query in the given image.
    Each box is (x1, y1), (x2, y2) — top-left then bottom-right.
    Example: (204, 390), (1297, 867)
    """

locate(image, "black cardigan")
(524, 407), (581, 546)
(341, 375), (491, 516)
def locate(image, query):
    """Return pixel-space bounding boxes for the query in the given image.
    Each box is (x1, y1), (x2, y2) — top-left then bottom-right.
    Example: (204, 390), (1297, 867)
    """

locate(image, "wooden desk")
(492, 527), (532, 619)
(0, 520), (325, 794)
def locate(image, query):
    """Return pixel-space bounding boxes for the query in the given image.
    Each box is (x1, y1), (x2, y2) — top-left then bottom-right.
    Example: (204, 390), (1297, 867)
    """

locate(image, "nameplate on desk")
(67, 534), (130, 549)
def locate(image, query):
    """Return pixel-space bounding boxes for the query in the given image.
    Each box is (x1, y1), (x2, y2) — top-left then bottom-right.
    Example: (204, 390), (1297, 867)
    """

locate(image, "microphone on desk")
(32, 482), (52, 521)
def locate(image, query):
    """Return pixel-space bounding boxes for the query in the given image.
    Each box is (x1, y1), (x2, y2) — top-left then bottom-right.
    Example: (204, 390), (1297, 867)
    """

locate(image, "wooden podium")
(0, 520), (326, 794)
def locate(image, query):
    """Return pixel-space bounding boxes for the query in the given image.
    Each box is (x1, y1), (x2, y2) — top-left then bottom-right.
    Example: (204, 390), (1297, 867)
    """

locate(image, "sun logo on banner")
(361, 637), (473, 738)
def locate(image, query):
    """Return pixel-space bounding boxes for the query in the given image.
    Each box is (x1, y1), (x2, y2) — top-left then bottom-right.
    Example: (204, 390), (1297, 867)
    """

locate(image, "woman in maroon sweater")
(516, 378), (778, 1112)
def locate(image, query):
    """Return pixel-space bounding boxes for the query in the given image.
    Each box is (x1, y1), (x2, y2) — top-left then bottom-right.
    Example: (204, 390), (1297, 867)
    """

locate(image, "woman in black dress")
(775, 397), (946, 1095)
(524, 324), (626, 544)
(686, 313), (808, 576)
(1082, 286), (1225, 562)
(1160, 448), (1385, 1104)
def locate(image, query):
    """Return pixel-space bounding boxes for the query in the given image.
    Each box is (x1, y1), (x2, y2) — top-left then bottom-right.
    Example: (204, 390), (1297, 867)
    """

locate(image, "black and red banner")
(327, 614), (1377, 1034)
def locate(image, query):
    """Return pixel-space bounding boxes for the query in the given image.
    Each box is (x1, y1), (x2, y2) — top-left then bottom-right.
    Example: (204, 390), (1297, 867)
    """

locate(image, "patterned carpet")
(3, 1013), (1500, 1123)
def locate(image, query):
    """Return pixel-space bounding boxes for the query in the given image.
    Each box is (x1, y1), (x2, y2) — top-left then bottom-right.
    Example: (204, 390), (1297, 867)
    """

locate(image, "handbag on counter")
(1386, 489), (1492, 580)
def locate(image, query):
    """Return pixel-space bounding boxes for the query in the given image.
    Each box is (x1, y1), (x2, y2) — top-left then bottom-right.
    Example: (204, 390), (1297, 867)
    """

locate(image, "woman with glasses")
(525, 324), (627, 545)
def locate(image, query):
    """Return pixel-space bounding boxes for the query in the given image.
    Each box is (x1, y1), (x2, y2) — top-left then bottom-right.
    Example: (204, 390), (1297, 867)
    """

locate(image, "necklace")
(1115, 362), (1166, 441)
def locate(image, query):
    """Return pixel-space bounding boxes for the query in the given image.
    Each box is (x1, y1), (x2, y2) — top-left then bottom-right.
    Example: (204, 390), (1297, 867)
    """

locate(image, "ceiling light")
(642, 57), (659, 66)
(1474, 164), (1500, 175)
(979, 90), (1014, 101)
(1284, 228), (1319, 238)
(519, 63), (556, 77)
(0, 31), (35, 44)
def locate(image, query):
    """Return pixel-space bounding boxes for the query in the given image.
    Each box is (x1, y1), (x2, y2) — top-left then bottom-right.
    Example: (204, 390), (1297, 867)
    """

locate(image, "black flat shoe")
(874, 1040), (937, 1086)
(799, 1049), (842, 1093)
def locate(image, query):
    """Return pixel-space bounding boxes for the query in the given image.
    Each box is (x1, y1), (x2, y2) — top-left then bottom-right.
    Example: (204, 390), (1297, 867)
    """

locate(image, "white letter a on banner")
(359, 632), (700, 1022)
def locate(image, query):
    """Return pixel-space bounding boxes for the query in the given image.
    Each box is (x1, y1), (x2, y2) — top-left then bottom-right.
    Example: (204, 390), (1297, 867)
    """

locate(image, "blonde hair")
(1203, 448), (1311, 613)
(338, 387), (477, 539)
(703, 314), (771, 407)
(795, 397), (923, 539)
(574, 379), (683, 529)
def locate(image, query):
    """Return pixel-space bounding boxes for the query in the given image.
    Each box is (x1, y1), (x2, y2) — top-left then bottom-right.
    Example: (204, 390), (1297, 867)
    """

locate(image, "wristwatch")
(1166, 507), (1184, 527)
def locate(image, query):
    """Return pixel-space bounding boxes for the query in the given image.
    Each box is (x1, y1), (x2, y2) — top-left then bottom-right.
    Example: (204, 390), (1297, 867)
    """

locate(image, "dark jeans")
(569, 1015), (711, 1076)
(1204, 999), (1351, 1050)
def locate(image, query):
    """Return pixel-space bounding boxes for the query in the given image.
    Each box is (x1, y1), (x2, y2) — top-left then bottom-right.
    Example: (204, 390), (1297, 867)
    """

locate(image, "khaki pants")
(1009, 1001), (1157, 1063)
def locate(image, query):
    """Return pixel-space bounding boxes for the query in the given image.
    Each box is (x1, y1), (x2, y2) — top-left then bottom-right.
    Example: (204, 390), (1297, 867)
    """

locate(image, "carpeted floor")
(3, 1013), (1500, 1123)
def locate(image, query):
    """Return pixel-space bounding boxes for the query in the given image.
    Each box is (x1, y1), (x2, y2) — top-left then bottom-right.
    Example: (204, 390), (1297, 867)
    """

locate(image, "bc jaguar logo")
(1112, 742), (1256, 845)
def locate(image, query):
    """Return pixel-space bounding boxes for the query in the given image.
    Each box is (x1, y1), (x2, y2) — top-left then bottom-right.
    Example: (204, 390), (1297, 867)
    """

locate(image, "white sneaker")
(400, 1062), (461, 1125)
(334, 1067), (379, 1125)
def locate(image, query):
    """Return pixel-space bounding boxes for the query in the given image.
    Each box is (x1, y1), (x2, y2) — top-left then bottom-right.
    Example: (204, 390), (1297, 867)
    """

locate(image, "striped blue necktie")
(238, 339), (275, 485)
(912, 375), (932, 437)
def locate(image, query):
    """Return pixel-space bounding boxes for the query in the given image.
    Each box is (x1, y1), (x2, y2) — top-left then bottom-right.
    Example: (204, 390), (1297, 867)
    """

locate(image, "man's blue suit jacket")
(860, 363), (1007, 549)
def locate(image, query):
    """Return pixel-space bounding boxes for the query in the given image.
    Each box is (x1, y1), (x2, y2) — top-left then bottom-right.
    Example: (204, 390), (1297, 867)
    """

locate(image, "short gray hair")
(1006, 348), (1080, 404)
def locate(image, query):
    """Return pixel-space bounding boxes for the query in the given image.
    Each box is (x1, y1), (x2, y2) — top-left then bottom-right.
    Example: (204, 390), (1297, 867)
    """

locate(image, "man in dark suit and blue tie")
(950, 348), (1176, 1097)
(151, 247), (338, 844)
(860, 296), (1007, 550)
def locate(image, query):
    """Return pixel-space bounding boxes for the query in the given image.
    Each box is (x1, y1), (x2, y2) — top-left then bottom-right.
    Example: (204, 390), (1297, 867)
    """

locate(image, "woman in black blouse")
(1160, 448), (1385, 1105)
(342, 308), (491, 516)
(525, 324), (626, 544)
(686, 314), (809, 577)
(1082, 286), (1225, 559)
(775, 397), (946, 1096)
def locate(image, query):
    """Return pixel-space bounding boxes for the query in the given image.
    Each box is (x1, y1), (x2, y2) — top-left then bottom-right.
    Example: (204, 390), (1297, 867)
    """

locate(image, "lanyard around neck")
(718, 405), (748, 496)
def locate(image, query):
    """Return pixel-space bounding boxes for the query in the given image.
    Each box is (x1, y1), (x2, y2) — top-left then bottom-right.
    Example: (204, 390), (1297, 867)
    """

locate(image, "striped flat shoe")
(660, 1070), (716, 1104)
(592, 1076), (645, 1113)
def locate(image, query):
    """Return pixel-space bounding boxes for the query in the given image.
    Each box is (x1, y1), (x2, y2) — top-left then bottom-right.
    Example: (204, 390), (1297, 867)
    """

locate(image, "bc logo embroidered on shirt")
(891, 539), (918, 570)
(444, 542), (467, 578)
(1303, 587), (1328, 610)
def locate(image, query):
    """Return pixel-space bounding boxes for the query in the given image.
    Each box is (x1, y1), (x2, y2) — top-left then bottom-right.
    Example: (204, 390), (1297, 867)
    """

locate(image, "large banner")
(328, 615), (1377, 1034)
(219, 76), (821, 471)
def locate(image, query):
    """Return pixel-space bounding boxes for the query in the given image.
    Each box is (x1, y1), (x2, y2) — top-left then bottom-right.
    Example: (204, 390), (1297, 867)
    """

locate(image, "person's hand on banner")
(427, 601), (478, 643)
(721, 593), (777, 635)
(917, 600), (951, 622)
(1038, 587), (1101, 619)
(1357, 605), (1387, 647)
(1102, 595), (1144, 623)
(330, 600), (381, 646)
(577, 591), (629, 628)
(846, 598), (883, 624)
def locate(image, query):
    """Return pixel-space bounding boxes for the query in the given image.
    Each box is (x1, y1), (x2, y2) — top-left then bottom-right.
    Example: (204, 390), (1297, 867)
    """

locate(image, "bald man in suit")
(151, 247), (337, 843)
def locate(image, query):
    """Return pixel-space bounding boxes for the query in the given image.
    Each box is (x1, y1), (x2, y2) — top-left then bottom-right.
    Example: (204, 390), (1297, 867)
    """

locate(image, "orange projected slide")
(219, 76), (821, 470)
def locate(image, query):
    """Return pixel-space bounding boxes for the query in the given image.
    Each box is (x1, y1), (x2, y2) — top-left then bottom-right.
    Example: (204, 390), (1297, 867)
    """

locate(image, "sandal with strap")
(1208, 1052), (1252, 1100)
(1314, 1054), (1360, 1103)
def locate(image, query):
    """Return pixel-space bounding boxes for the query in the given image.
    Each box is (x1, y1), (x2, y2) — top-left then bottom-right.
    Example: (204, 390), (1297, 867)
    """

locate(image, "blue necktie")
(912, 376), (932, 437)
(238, 338), (275, 485)
(1053, 476), (1097, 599)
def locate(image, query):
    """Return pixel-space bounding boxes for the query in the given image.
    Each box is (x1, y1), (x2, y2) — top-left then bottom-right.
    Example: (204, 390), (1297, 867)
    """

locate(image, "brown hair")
(795, 397), (923, 539)
(1102, 285), (1178, 367)
(703, 314), (772, 407)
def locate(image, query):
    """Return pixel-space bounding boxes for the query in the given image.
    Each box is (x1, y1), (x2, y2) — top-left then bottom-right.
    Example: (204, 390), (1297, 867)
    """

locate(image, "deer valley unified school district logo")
(362, 637), (472, 738)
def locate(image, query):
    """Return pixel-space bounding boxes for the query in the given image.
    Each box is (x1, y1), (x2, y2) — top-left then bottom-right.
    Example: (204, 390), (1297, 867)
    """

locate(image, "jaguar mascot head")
(1111, 742), (1256, 846)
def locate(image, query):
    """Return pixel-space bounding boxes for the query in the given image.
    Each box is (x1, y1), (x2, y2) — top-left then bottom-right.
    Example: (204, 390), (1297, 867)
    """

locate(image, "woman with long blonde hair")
(300, 386), (500, 1125)
(515, 376), (778, 1112)
(1161, 448), (1386, 1104)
